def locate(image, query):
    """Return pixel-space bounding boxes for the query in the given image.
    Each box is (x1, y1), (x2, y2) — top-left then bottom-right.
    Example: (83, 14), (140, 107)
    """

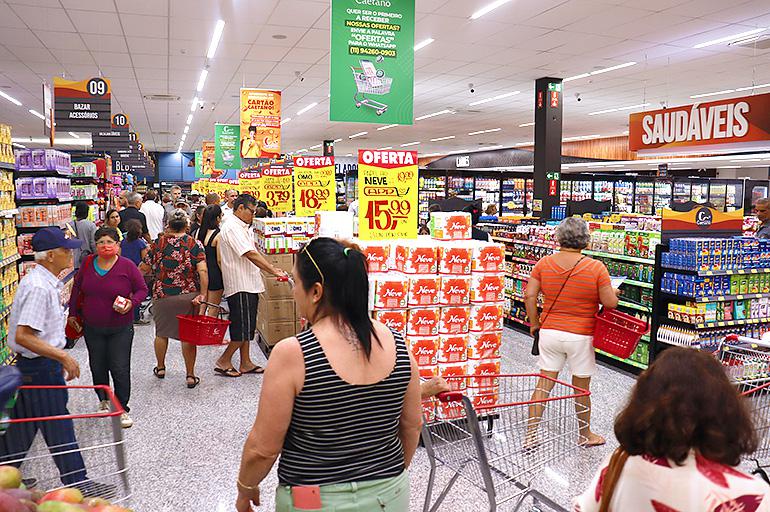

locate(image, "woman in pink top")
(574, 347), (769, 512)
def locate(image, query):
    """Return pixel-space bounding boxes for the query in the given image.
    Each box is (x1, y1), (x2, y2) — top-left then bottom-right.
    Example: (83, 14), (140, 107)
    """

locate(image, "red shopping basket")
(593, 308), (648, 359)
(177, 302), (230, 345)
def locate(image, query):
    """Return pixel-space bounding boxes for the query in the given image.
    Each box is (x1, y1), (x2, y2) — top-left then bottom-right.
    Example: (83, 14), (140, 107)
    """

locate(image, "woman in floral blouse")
(140, 209), (208, 388)
(574, 347), (769, 512)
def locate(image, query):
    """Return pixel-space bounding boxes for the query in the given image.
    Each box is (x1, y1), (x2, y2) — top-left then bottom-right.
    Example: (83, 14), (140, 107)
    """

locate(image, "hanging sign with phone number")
(261, 165), (293, 212)
(293, 156), (336, 217)
(357, 149), (418, 241)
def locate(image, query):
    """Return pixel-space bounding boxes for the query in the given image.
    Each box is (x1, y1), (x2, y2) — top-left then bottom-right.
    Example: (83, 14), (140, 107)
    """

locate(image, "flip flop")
(240, 366), (265, 374)
(153, 366), (166, 379)
(214, 367), (241, 378)
(579, 434), (606, 447)
(186, 375), (201, 389)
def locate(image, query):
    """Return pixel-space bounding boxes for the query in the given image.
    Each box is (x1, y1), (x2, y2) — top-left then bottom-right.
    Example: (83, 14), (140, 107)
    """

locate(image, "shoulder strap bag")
(531, 256), (585, 356)
(598, 447), (630, 512)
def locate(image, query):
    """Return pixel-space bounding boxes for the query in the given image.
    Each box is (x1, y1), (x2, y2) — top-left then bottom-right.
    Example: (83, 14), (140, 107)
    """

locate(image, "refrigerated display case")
(501, 177), (526, 215)
(725, 181), (743, 211)
(571, 180), (592, 201)
(615, 180), (633, 212)
(691, 180), (708, 203)
(654, 181), (672, 214)
(673, 182), (691, 204)
(474, 177), (501, 214)
(594, 180), (613, 203)
(418, 172), (446, 222)
(635, 181), (654, 214)
(525, 179), (534, 214)
(709, 182), (727, 210)
(447, 174), (474, 201)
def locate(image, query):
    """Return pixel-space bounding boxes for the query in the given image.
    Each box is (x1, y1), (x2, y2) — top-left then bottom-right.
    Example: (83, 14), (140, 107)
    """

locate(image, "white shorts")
(537, 328), (597, 377)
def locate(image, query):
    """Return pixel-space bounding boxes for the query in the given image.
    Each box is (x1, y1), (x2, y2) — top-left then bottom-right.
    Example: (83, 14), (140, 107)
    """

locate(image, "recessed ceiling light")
(186, 114), (193, 124)
(297, 102), (318, 115)
(272, 34), (288, 40)
(196, 69), (208, 92)
(415, 109), (454, 121)
(377, 146), (393, 150)
(470, 0), (513, 20)
(693, 28), (766, 49)
(333, 138), (342, 142)
(206, 20), (225, 59)
(430, 135), (455, 142)
(401, 141), (420, 147)
(519, 122), (535, 127)
(469, 91), (520, 107)
(281, 117), (292, 125)
(377, 124), (398, 131)
(28, 109), (44, 120)
(310, 143), (322, 149)
(468, 128), (501, 136)
(0, 91), (22, 106)
(588, 103), (650, 116)
(190, 97), (199, 112)
(414, 38), (435, 51)
(349, 131), (368, 139)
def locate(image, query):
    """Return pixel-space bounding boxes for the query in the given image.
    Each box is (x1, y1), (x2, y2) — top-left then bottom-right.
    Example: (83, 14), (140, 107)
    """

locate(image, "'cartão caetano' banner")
(357, 149), (418, 241)
(215, 124), (241, 174)
(262, 165), (293, 213)
(293, 156), (336, 217)
(239, 89), (281, 159)
(329, 0), (415, 125)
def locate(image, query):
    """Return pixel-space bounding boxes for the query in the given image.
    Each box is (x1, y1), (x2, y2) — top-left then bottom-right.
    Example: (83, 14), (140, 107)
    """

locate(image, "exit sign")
(546, 171), (560, 180)
(548, 83), (562, 92)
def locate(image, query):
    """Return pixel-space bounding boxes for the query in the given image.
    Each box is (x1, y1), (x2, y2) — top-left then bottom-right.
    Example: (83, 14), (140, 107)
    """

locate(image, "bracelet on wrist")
(237, 478), (258, 492)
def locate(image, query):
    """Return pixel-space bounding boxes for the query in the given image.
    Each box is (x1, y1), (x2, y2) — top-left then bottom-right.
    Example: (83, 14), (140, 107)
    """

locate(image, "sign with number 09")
(293, 156), (336, 217)
(358, 149), (418, 241)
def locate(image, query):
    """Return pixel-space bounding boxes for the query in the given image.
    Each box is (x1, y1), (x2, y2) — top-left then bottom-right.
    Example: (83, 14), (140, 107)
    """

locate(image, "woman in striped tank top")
(235, 238), (423, 512)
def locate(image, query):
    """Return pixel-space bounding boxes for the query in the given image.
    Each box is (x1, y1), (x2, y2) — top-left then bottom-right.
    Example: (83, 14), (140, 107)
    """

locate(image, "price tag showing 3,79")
(293, 156), (336, 217)
(358, 149), (418, 241)
(261, 166), (293, 212)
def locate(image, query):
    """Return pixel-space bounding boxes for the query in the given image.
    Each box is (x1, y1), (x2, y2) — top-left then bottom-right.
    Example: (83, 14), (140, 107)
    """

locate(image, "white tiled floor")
(62, 324), (635, 511)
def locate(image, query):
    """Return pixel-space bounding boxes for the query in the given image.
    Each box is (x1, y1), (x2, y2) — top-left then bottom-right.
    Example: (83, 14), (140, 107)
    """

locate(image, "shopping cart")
(421, 374), (589, 511)
(717, 334), (770, 482)
(0, 385), (131, 504)
(350, 59), (392, 116)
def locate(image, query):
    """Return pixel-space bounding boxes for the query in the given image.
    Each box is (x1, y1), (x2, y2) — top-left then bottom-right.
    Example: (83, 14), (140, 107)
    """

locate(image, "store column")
(532, 77), (563, 219)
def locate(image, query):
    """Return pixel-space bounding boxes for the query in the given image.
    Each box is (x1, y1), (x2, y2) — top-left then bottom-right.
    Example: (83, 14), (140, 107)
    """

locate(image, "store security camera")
(469, 83), (475, 94)
(199, 102), (205, 110)
(660, 101), (668, 109)
(575, 93), (582, 102)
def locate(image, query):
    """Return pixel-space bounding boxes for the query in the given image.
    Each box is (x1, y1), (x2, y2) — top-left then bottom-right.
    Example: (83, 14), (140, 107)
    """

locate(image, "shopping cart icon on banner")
(351, 59), (392, 116)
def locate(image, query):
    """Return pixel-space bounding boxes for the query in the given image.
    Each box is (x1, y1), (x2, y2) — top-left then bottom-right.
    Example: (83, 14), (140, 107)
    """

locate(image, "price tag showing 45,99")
(358, 149), (418, 241)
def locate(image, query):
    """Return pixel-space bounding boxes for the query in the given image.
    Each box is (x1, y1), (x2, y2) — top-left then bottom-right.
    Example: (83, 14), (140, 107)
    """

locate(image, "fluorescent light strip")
(563, 134), (601, 141)
(207, 20), (226, 58)
(186, 114), (193, 125)
(691, 83), (770, 99)
(309, 143), (322, 149)
(564, 61), (636, 82)
(349, 131), (368, 139)
(296, 148), (308, 153)
(468, 128), (501, 136)
(476, 145), (503, 151)
(414, 38), (435, 51)
(468, 90), (520, 107)
(515, 141), (534, 146)
(183, 125), (189, 134)
(519, 122), (535, 127)
(297, 102), (318, 115)
(281, 117), (292, 125)
(430, 135), (455, 141)
(377, 124), (398, 131)
(401, 141), (420, 147)
(333, 138), (342, 142)
(345, 153), (353, 157)
(588, 103), (650, 116)
(415, 109), (454, 121)
(693, 28), (766, 49)
(28, 109), (44, 120)
(470, 0), (513, 19)
(68, 132), (79, 138)
(378, 146), (393, 150)
(12, 142), (25, 149)
(0, 91), (22, 106)
(196, 69), (208, 92)
(190, 97), (199, 112)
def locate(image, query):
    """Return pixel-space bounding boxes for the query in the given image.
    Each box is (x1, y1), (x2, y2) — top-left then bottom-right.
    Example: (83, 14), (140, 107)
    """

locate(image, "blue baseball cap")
(32, 227), (82, 251)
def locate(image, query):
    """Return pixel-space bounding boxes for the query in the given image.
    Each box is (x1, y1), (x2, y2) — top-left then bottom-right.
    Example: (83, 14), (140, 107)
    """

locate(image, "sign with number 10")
(358, 149), (418, 241)
(293, 156), (336, 217)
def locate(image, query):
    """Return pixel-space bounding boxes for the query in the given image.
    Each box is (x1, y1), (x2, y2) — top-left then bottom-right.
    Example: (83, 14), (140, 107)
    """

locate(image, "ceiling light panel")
(693, 28), (766, 49)
(207, 20), (226, 59)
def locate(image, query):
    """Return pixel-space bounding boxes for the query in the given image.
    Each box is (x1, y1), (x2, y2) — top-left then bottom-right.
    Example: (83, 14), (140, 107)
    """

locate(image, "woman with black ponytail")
(235, 237), (422, 512)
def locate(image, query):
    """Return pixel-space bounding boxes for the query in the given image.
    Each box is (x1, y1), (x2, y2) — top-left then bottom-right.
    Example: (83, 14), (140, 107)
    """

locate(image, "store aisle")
(66, 325), (635, 511)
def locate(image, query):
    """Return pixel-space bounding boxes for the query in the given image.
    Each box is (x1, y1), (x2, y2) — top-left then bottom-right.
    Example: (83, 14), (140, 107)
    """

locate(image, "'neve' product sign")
(629, 92), (770, 154)
(53, 77), (112, 131)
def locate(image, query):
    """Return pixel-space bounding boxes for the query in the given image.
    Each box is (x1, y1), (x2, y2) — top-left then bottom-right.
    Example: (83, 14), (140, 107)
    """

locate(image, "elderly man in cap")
(0, 228), (113, 495)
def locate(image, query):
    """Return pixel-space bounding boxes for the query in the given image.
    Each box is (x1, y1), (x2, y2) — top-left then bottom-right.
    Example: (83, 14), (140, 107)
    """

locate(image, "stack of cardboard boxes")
(257, 253), (301, 347)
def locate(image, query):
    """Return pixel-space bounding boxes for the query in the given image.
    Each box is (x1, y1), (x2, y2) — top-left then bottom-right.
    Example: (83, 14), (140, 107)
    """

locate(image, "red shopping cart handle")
(436, 391), (463, 403)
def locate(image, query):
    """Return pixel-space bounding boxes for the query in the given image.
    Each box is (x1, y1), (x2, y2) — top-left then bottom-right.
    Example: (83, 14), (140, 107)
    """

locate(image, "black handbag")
(531, 256), (585, 356)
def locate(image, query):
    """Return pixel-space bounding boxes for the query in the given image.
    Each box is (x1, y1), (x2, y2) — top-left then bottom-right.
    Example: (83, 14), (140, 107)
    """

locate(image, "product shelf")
(0, 162), (13, 171)
(623, 279), (654, 289)
(504, 315), (530, 327)
(582, 249), (654, 265)
(665, 316), (770, 329)
(0, 209), (18, 218)
(663, 292), (770, 303)
(506, 254), (540, 265)
(510, 273), (530, 281)
(618, 300), (652, 312)
(595, 349), (648, 370)
(661, 266), (770, 277)
(0, 253), (19, 269)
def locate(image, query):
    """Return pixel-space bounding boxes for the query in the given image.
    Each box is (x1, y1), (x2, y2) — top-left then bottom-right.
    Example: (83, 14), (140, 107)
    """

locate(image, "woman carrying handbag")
(523, 217), (619, 447)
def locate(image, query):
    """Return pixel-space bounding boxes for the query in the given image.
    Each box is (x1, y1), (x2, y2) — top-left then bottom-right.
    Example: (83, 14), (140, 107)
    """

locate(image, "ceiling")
(1, 0), (770, 159)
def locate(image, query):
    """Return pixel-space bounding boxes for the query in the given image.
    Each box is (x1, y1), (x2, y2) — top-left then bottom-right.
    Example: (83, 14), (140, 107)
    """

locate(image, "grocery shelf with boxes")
(0, 123), (19, 364)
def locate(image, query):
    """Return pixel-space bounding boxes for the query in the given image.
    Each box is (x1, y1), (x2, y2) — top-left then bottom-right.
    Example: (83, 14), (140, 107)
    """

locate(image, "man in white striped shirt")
(215, 194), (287, 377)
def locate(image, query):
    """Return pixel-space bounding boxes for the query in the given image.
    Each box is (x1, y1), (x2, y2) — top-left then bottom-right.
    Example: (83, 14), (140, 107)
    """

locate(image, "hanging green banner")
(329, 0), (415, 125)
(194, 150), (203, 178)
(215, 123), (241, 172)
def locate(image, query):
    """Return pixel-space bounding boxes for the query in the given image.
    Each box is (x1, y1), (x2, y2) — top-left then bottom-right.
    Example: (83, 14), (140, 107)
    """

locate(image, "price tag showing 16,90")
(358, 149), (418, 241)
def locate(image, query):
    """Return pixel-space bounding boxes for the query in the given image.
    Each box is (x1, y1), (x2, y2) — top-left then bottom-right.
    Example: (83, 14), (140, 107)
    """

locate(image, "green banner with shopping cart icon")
(329, 0), (415, 125)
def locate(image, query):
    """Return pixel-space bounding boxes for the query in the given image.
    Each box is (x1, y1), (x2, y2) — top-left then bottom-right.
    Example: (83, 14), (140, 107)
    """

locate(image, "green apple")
(0, 466), (22, 489)
(36, 501), (83, 512)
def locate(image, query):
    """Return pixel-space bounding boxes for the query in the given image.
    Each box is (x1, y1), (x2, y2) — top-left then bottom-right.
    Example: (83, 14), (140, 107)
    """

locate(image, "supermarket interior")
(1, 0), (770, 510)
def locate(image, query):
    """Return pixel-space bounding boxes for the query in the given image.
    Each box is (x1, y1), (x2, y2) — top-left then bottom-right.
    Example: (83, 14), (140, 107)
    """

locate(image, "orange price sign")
(358, 149), (418, 241)
(293, 156), (335, 216)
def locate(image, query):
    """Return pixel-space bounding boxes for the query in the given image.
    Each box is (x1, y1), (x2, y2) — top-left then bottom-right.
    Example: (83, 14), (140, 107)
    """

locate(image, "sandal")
(214, 367), (241, 378)
(153, 366), (166, 379)
(186, 375), (201, 389)
(240, 365), (265, 374)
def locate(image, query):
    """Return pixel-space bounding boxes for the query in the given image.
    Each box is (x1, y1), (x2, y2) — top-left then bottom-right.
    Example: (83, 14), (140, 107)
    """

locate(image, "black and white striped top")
(277, 327), (412, 486)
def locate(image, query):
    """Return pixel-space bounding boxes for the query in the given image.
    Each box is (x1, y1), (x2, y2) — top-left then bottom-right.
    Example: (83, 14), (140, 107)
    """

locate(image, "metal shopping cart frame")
(350, 60), (392, 116)
(0, 385), (131, 504)
(421, 373), (590, 512)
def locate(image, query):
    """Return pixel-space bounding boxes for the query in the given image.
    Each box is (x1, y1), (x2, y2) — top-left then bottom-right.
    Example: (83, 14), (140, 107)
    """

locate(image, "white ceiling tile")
(11, 5), (76, 32)
(169, 54), (202, 70)
(100, 66), (137, 79)
(68, 10), (122, 35)
(244, 44), (291, 62)
(126, 37), (168, 56)
(92, 51), (132, 68)
(120, 14), (169, 38)
(296, 28), (329, 50)
(80, 34), (128, 53)
(253, 26), (307, 47)
(282, 47), (327, 64)
(131, 54), (169, 69)
(116, 0), (169, 16)
(34, 30), (87, 51)
(7, 46), (56, 63)
(267, 0), (327, 28)
(49, 48), (93, 65)
(60, 0), (116, 11)
(0, 7), (25, 28)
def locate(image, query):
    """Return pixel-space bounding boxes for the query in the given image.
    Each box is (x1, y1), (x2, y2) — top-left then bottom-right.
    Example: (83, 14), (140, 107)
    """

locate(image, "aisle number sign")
(238, 170), (262, 200)
(357, 149), (417, 241)
(261, 166), (293, 212)
(293, 156), (336, 217)
(239, 88), (281, 159)
(53, 76), (112, 132)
